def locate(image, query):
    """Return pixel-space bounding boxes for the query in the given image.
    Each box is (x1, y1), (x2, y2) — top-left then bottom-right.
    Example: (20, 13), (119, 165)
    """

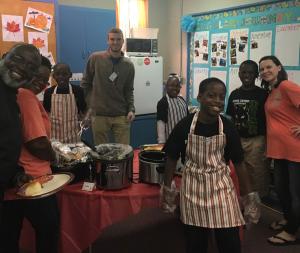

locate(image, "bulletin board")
(0, 0), (56, 62)
(186, 0), (300, 105)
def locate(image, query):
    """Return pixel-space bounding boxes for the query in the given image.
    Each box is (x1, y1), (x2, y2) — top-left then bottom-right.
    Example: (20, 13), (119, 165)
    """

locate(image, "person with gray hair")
(0, 43), (41, 212)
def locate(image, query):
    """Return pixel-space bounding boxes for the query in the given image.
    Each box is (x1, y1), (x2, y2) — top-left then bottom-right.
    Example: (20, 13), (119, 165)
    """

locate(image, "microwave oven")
(126, 38), (158, 56)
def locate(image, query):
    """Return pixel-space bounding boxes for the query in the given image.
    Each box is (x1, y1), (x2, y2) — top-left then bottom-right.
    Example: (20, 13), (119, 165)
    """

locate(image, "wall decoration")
(25, 7), (53, 33)
(186, 0), (300, 105)
(250, 31), (272, 63)
(229, 28), (248, 65)
(211, 33), (228, 67)
(193, 68), (209, 98)
(275, 23), (300, 66)
(28, 31), (48, 54)
(1, 15), (24, 42)
(193, 31), (209, 64)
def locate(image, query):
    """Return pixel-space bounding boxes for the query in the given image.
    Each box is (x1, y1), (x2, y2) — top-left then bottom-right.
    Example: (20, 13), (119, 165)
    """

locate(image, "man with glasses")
(0, 43), (41, 217)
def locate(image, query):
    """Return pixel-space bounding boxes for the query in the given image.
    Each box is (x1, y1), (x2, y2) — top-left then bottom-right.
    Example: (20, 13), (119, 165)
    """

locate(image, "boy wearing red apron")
(161, 78), (260, 253)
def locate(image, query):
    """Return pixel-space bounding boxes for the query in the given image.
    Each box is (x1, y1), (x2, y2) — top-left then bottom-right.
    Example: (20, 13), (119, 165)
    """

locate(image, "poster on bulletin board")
(184, 0), (300, 106)
(0, 0), (56, 62)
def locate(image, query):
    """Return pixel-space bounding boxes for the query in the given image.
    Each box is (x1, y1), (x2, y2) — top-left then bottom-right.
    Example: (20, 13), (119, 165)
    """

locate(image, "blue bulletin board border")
(185, 0), (300, 106)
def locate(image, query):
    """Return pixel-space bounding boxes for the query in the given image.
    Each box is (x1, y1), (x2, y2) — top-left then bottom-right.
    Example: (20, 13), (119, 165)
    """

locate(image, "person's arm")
(80, 54), (95, 106)
(157, 120), (166, 144)
(124, 62), (135, 121)
(42, 88), (51, 113)
(76, 86), (87, 114)
(25, 137), (56, 162)
(163, 156), (177, 187)
(162, 117), (189, 185)
(233, 162), (252, 196)
(156, 97), (168, 143)
(281, 81), (300, 137)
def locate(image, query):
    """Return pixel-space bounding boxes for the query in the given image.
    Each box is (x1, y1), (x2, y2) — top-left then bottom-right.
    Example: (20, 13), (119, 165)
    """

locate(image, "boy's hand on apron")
(160, 181), (178, 213)
(242, 192), (261, 224)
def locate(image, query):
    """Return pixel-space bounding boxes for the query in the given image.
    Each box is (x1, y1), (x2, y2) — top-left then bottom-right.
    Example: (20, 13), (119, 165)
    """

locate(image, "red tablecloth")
(20, 150), (160, 253)
(20, 152), (240, 253)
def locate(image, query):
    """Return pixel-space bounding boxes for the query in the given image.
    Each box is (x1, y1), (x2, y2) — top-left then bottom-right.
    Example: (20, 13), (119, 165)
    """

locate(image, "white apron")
(50, 84), (79, 143)
(180, 111), (244, 228)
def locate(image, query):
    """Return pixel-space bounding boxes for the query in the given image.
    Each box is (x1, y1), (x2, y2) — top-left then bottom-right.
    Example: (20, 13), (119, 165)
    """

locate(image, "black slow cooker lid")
(139, 150), (165, 163)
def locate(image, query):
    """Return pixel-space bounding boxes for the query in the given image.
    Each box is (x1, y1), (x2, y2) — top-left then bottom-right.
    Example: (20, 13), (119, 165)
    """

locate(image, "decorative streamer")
(181, 15), (196, 32)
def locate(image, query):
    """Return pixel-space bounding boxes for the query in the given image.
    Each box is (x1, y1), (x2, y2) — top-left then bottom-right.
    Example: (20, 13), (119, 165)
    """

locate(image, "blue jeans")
(273, 159), (300, 234)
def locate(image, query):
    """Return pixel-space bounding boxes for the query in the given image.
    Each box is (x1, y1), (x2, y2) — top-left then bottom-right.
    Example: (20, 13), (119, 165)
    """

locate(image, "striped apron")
(50, 84), (79, 143)
(166, 94), (187, 138)
(180, 111), (245, 228)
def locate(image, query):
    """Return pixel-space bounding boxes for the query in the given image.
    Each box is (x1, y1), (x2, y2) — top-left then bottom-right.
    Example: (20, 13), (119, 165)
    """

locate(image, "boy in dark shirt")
(226, 60), (269, 198)
(161, 77), (260, 253)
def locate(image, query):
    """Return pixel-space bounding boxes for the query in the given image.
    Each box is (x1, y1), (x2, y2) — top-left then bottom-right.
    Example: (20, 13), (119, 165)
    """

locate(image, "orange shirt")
(17, 88), (52, 178)
(265, 80), (300, 162)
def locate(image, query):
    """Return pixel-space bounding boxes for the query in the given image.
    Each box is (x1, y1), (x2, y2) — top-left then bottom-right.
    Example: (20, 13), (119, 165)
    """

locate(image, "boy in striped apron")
(157, 73), (188, 144)
(43, 63), (87, 143)
(161, 78), (260, 253)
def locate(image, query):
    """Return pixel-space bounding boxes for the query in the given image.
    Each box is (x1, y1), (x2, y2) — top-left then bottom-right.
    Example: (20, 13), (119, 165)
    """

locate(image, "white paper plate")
(17, 173), (74, 199)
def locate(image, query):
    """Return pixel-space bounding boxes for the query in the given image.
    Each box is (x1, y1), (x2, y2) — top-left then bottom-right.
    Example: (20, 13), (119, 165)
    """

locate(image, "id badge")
(109, 72), (118, 82)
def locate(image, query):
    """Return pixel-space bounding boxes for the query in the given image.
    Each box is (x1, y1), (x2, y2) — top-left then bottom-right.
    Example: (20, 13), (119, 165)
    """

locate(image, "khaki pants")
(241, 135), (270, 198)
(92, 116), (130, 145)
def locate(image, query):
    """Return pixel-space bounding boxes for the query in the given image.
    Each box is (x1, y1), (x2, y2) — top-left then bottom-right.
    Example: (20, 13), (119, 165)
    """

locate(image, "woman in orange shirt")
(259, 55), (300, 246)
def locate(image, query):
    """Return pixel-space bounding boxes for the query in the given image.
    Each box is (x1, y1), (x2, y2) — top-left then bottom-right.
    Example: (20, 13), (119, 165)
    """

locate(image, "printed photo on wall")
(193, 31), (209, 64)
(230, 28), (249, 65)
(25, 7), (53, 33)
(1, 15), (24, 42)
(210, 33), (228, 67)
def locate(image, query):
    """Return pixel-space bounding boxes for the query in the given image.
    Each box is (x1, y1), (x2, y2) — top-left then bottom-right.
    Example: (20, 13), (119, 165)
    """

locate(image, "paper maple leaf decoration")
(32, 37), (45, 48)
(6, 21), (20, 33)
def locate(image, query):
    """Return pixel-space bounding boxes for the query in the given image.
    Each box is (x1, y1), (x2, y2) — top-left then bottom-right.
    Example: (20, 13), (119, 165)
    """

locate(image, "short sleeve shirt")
(18, 88), (51, 178)
(163, 113), (244, 164)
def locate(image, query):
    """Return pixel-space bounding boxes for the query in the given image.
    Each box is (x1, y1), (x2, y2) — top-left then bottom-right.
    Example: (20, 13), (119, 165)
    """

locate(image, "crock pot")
(95, 144), (133, 190)
(139, 150), (165, 184)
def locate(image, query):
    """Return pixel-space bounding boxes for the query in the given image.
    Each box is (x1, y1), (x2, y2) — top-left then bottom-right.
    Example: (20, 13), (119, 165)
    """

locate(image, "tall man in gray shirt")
(81, 28), (135, 145)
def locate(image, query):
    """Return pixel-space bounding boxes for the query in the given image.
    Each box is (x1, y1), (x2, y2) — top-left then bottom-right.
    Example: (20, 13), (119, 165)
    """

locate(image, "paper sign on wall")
(25, 7), (53, 33)
(211, 33), (228, 67)
(250, 31), (272, 64)
(1, 15), (24, 42)
(230, 29), (249, 65)
(194, 31), (209, 64)
(275, 24), (300, 66)
(193, 68), (209, 98)
(28, 32), (48, 54)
